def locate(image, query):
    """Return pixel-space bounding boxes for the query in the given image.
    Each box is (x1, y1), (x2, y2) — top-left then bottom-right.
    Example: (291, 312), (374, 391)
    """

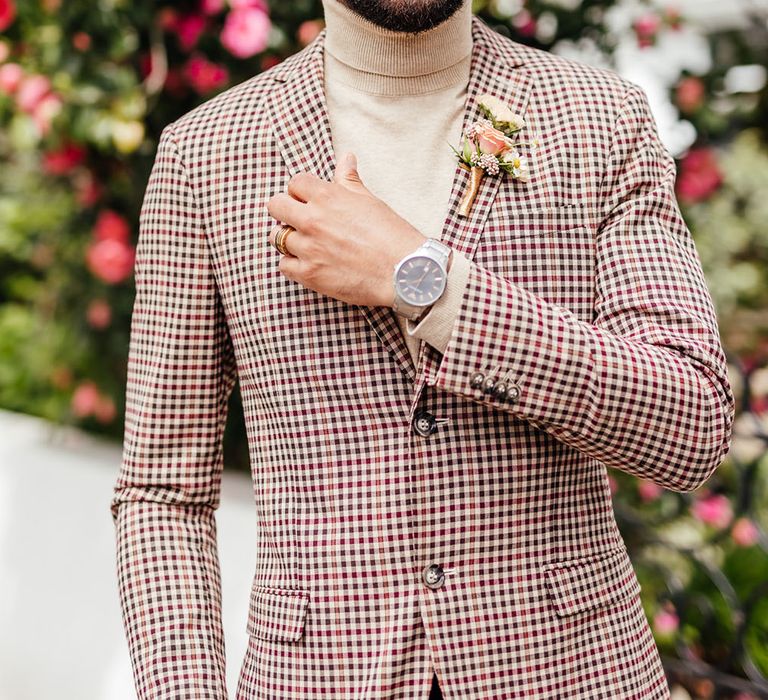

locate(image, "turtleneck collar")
(320, 0), (473, 96)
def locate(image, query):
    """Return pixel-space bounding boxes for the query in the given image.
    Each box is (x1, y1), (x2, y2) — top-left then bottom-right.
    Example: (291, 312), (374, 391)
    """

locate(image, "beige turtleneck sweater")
(321, 0), (474, 367)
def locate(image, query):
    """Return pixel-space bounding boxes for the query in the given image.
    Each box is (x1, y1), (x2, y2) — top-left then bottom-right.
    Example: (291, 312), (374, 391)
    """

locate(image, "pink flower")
(15, 74), (52, 113)
(201, 0), (225, 14)
(691, 493), (733, 529)
(157, 7), (179, 31)
(297, 19), (324, 47)
(0, 0), (16, 32)
(512, 10), (536, 38)
(607, 474), (618, 496)
(71, 381), (116, 422)
(71, 381), (101, 418)
(175, 13), (207, 52)
(221, 7), (271, 59)
(653, 608), (679, 637)
(72, 31), (91, 51)
(229, 0), (267, 9)
(676, 76), (705, 114)
(0, 63), (23, 94)
(184, 53), (229, 94)
(676, 148), (723, 203)
(634, 13), (662, 47)
(637, 479), (663, 503)
(732, 517), (759, 547)
(42, 142), (86, 176)
(86, 238), (135, 284)
(86, 299), (112, 329)
(94, 394), (117, 424)
(74, 170), (103, 208)
(94, 209), (131, 244)
(31, 93), (63, 136)
(476, 124), (510, 156)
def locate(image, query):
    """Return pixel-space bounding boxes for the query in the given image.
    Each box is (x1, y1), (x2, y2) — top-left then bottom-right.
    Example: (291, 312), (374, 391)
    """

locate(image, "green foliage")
(685, 130), (768, 355)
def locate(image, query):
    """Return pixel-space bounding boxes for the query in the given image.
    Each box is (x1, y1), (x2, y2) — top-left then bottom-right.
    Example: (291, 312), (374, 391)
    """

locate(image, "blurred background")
(0, 0), (767, 698)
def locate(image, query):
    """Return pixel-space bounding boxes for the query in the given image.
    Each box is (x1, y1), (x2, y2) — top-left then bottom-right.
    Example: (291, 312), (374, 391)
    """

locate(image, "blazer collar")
(266, 15), (533, 385)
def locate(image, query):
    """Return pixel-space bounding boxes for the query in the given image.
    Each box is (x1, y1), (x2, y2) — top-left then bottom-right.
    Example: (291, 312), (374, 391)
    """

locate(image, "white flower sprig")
(449, 94), (539, 216)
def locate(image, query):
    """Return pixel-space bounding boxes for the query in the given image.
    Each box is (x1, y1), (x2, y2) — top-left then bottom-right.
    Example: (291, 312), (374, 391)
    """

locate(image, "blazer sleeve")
(426, 83), (735, 493)
(110, 123), (238, 699)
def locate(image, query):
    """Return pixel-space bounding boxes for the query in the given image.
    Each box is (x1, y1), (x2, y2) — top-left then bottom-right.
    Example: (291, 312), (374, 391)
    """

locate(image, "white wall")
(0, 409), (258, 700)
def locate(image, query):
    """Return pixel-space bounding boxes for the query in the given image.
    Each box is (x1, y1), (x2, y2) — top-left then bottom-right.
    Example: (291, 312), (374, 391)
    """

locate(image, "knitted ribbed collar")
(320, 0), (473, 95)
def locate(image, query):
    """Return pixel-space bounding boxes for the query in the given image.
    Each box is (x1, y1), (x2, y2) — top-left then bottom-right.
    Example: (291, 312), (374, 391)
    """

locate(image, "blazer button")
(469, 371), (485, 390)
(412, 409), (437, 437)
(507, 383), (521, 402)
(422, 564), (445, 589)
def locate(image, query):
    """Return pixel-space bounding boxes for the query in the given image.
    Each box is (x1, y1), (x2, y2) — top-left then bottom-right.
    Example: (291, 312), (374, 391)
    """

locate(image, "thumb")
(333, 151), (367, 193)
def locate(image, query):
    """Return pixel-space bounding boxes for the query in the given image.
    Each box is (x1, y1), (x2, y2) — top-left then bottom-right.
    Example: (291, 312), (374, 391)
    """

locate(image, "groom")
(111, 0), (735, 698)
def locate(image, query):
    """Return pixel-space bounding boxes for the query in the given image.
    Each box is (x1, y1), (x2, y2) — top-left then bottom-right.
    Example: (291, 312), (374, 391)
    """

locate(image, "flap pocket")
(246, 584), (310, 642)
(541, 546), (641, 617)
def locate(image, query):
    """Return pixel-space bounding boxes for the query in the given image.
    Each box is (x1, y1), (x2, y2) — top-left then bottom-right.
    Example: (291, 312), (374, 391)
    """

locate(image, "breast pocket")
(475, 204), (596, 323)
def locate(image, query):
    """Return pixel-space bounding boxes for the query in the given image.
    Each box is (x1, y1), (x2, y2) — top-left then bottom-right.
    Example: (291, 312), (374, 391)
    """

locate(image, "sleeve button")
(469, 371), (485, 390)
(482, 376), (497, 394)
(506, 384), (521, 402)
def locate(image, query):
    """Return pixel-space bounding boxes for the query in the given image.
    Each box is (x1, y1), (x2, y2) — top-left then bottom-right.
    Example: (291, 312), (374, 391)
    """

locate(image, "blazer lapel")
(416, 27), (534, 385)
(265, 17), (532, 385)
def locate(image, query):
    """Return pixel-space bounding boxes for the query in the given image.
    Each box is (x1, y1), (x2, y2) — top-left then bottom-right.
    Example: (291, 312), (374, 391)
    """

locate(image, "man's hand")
(267, 152), (428, 308)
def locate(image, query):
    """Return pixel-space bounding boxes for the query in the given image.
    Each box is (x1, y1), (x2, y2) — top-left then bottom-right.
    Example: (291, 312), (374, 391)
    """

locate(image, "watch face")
(394, 255), (447, 306)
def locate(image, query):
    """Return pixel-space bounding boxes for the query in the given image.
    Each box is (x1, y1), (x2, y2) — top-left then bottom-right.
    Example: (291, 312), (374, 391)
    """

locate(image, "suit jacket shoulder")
(162, 41), (316, 152)
(479, 19), (636, 111)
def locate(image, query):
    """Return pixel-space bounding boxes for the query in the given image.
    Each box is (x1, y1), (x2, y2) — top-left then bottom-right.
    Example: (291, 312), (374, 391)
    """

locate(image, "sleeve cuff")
(404, 249), (473, 355)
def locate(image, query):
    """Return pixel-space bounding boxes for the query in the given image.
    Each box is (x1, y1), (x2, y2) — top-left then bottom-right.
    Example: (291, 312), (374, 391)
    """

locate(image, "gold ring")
(279, 225), (295, 255)
(273, 224), (295, 256)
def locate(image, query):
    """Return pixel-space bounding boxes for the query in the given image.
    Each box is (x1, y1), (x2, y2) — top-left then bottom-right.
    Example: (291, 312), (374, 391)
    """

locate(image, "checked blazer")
(111, 13), (735, 700)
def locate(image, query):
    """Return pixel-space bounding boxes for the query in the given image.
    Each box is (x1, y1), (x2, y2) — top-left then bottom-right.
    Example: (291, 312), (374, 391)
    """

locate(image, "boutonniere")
(449, 94), (539, 217)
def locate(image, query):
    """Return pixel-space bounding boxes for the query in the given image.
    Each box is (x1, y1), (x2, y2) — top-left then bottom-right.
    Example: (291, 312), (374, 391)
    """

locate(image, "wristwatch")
(392, 238), (453, 321)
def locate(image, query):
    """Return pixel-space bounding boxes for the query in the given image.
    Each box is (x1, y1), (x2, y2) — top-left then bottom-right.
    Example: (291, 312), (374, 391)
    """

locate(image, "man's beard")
(340, 0), (464, 34)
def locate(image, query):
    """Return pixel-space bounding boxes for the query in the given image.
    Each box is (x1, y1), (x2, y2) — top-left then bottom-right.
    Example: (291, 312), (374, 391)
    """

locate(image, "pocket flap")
(246, 584), (310, 642)
(541, 546), (641, 617)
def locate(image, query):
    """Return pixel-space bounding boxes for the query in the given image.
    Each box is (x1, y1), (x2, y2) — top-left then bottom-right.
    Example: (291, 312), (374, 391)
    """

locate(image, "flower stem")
(458, 166), (485, 218)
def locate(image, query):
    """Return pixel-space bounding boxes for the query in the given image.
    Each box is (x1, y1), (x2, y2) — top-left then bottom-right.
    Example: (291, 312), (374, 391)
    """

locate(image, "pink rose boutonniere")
(450, 94), (539, 217)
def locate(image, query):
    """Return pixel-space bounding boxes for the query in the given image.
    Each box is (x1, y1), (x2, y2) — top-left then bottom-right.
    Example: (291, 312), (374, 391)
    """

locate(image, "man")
(110, 0), (735, 698)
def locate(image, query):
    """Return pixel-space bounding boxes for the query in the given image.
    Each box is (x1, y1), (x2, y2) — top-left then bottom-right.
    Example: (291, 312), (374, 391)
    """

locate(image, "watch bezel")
(393, 254), (448, 307)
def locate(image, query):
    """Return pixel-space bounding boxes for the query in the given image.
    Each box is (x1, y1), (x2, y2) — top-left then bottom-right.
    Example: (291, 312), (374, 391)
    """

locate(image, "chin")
(340, 0), (465, 34)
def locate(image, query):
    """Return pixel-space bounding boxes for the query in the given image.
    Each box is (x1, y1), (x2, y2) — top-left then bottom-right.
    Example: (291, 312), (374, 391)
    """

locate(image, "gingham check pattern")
(111, 14), (735, 700)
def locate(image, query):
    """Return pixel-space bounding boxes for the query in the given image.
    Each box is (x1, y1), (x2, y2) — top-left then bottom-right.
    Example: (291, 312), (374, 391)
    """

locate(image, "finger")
(333, 151), (367, 193)
(278, 251), (306, 281)
(268, 224), (309, 258)
(267, 192), (309, 230)
(287, 171), (333, 203)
